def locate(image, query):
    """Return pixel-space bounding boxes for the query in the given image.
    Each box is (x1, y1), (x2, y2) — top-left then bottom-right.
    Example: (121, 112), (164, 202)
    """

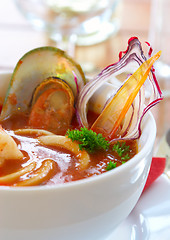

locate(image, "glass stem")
(56, 33), (77, 58)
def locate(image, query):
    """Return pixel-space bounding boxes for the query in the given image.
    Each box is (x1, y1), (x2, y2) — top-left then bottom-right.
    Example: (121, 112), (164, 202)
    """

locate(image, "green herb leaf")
(106, 161), (117, 171)
(112, 141), (130, 160)
(121, 154), (130, 160)
(66, 127), (110, 153)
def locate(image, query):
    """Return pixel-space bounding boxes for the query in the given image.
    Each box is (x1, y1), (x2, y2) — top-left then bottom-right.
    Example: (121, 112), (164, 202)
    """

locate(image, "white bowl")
(0, 73), (156, 240)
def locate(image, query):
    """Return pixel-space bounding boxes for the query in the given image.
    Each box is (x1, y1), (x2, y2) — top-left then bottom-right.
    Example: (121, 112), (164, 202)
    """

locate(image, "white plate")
(108, 174), (170, 240)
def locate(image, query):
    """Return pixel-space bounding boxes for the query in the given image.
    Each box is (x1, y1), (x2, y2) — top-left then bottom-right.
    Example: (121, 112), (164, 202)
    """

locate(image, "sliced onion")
(77, 37), (163, 140)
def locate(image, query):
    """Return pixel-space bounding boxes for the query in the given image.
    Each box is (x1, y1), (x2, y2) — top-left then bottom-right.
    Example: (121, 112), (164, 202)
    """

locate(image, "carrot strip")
(91, 51), (161, 139)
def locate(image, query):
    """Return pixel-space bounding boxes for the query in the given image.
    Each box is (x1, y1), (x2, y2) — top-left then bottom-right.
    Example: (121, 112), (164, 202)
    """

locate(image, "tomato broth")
(0, 109), (137, 186)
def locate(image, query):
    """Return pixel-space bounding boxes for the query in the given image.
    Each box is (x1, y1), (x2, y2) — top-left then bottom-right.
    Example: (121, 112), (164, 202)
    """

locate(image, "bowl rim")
(0, 73), (156, 192)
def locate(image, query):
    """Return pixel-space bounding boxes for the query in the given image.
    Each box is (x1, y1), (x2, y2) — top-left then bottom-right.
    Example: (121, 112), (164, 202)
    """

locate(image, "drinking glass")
(149, 0), (170, 98)
(15, 0), (122, 57)
(149, 0), (170, 143)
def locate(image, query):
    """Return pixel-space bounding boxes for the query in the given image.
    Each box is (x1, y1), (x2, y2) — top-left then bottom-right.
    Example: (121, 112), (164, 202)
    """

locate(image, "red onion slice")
(77, 37), (163, 140)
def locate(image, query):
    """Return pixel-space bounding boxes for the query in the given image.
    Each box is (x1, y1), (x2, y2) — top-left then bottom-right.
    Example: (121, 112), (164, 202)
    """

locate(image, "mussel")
(29, 77), (75, 134)
(0, 47), (86, 133)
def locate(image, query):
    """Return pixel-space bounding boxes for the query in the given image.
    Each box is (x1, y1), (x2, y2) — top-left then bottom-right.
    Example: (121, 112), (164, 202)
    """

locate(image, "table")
(0, 0), (169, 144)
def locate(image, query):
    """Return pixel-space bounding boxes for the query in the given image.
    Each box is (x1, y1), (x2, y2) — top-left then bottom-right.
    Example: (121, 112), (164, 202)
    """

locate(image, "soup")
(0, 37), (162, 187)
(0, 110), (137, 186)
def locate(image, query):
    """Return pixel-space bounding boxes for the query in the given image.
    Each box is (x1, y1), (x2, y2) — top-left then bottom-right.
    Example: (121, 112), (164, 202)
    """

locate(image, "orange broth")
(0, 109), (137, 186)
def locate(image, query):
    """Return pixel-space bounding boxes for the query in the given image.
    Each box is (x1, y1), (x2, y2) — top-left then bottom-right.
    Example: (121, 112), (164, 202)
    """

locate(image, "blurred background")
(0, 0), (169, 144)
(0, 0), (151, 71)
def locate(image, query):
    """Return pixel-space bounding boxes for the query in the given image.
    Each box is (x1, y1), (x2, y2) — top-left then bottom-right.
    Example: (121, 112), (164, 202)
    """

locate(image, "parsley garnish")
(66, 127), (110, 153)
(121, 154), (130, 160)
(106, 161), (117, 171)
(112, 141), (130, 160)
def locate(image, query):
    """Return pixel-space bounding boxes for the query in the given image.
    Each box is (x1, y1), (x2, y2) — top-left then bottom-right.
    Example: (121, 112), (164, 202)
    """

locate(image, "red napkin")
(143, 157), (166, 192)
